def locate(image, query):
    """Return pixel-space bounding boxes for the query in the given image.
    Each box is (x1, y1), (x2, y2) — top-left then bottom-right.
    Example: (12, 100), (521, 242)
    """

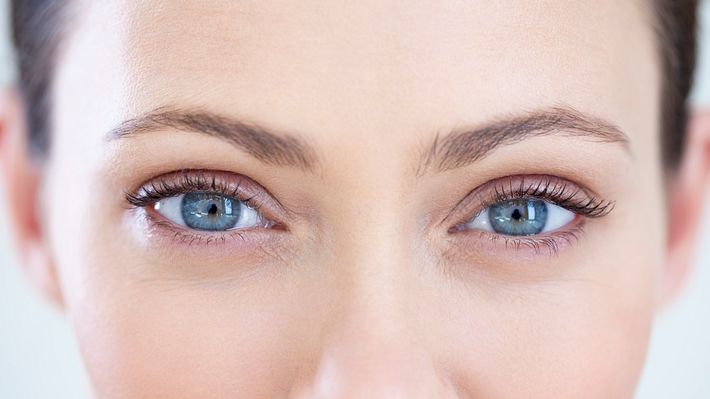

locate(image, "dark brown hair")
(653, 0), (699, 167)
(11, 1), (699, 168)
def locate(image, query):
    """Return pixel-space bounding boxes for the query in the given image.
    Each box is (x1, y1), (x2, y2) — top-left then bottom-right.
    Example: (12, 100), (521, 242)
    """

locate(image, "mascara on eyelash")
(124, 170), (254, 209)
(485, 175), (616, 218)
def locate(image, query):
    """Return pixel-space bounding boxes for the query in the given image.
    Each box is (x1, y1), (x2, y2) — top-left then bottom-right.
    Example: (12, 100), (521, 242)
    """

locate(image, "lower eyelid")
(137, 206), (283, 248)
(128, 214), (296, 273)
(449, 222), (586, 259)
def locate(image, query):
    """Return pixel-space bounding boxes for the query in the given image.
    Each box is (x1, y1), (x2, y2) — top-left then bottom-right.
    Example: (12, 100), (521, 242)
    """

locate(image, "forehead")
(57, 0), (658, 155)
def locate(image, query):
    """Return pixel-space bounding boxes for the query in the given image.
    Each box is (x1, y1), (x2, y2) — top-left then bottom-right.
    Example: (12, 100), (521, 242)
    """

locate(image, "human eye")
(125, 170), (282, 244)
(449, 175), (615, 254)
(464, 199), (575, 236)
(151, 191), (267, 231)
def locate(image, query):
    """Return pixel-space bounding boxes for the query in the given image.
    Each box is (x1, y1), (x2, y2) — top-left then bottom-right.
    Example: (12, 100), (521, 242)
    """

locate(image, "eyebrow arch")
(106, 107), (319, 171)
(417, 106), (631, 175)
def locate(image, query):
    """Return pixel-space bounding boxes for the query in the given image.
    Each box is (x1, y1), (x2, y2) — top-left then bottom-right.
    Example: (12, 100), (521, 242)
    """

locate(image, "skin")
(2, 0), (710, 398)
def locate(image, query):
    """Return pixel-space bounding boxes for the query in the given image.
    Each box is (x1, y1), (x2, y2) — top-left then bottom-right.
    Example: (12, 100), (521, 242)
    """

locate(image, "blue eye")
(466, 199), (575, 236)
(153, 192), (265, 231)
(181, 192), (240, 231)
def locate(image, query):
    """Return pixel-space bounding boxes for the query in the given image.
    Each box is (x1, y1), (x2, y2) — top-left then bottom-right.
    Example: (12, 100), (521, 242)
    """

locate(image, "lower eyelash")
(164, 225), (246, 247)
(140, 209), (274, 248)
(450, 223), (586, 259)
(484, 226), (584, 256)
(129, 203), (294, 269)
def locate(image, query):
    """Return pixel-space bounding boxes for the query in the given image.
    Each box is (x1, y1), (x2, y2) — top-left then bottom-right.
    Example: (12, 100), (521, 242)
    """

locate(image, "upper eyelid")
(124, 170), (291, 220)
(126, 171), (246, 207)
(488, 176), (612, 214)
(444, 175), (614, 228)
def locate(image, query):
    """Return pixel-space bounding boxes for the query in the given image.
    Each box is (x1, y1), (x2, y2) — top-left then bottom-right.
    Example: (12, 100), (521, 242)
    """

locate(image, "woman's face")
(40, 1), (664, 397)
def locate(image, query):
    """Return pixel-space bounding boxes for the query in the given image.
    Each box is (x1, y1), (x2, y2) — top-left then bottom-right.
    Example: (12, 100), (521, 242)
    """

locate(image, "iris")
(180, 192), (240, 231)
(489, 199), (548, 236)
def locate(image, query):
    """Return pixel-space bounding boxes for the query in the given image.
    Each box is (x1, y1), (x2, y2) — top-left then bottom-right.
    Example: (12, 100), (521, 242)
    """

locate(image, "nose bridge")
(291, 186), (458, 398)
(324, 170), (415, 354)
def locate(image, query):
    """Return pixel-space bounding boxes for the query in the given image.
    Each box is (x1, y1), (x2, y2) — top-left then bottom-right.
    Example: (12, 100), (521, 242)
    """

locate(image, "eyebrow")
(417, 106), (630, 175)
(106, 107), (319, 171)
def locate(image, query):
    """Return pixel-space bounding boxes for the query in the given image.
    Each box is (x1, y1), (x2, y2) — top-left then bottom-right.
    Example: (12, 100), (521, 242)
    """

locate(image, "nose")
(293, 320), (460, 399)
(291, 256), (460, 398)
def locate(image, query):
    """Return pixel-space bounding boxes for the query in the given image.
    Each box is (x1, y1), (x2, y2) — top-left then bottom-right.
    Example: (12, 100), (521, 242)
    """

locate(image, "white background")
(0, 1), (709, 398)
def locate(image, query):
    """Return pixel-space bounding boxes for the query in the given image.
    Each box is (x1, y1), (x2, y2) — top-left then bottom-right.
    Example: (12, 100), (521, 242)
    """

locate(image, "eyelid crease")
(124, 169), (289, 226)
(488, 175), (615, 217)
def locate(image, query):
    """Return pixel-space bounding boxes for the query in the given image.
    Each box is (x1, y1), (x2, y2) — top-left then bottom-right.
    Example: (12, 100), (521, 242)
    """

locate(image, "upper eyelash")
(125, 170), (264, 211)
(481, 175), (614, 219)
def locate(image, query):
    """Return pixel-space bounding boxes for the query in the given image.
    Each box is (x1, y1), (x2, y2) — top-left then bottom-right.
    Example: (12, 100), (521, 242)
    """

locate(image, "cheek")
(72, 288), (287, 397)
(443, 253), (657, 398)
(66, 258), (323, 398)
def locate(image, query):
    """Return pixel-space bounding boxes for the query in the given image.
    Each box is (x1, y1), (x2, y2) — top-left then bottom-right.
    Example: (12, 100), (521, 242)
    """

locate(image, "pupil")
(511, 208), (522, 220)
(207, 203), (219, 215)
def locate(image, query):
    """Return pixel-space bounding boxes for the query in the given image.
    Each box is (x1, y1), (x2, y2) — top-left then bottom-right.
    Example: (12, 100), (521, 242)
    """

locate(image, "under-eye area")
(447, 174), (615, 256)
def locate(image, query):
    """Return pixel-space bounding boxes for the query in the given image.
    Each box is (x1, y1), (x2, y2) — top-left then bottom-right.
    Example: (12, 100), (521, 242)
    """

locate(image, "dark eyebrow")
(106, 107), (319, 171)
(417, 106), (630, 175)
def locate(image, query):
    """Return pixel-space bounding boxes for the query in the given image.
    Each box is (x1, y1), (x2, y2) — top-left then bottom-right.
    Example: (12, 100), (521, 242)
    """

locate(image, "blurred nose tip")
(291, 351), (460, 399)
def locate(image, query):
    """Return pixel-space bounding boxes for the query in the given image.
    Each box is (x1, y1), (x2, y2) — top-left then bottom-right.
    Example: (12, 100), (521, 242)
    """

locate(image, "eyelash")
(481, 175), (613, 218)
(125, 170), (281, 245)
(126, 171), (262, 209)
(449, 175), (614, 255)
